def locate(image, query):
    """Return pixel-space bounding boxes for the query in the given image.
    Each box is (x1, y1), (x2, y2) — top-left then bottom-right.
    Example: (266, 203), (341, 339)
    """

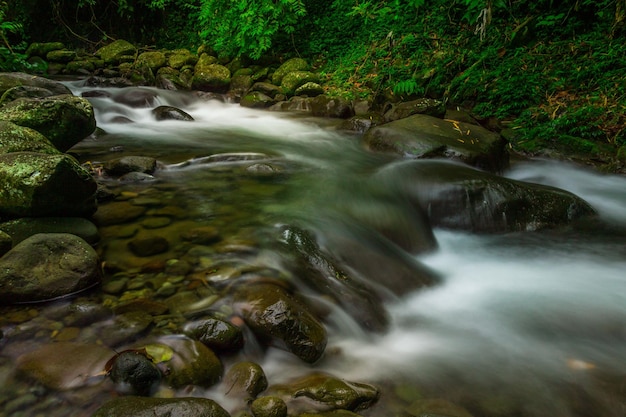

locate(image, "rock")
(311, 95), (354, 118)
(279, 226), (390, 332)
(96, 39), (137, 64)
(0, 95), (96, 152)
(156, 68), (190, 90)
(109, 350), (162, 396)
(0, 85), (57, 104)
(92, 201), (147, 226)
(152, 105), (194, 121)
(250, 82), (282, 98)
(92, 396), (230, 417)
(46, 49), (76, 63)
(111, 88), (158, 108)
(230, 74), (253, 97)
(167, 49), (198, 69)
(119, 172), (157, 182)
(374, 159), (597, 232)
(0, 229), (11, 256)
(0, 233), (102, 304)
(251, 396), (288, 417)
(100, 312), (154, 347)
(338, 113), (384, 134)
(280, 71), (319, 96)
(383, 98), (446, 121)
(193, 56), (231, 92)
(0, 72), (72, 96)
(296, 412), (363, 417)
(25, 42), (65, 58)
(223, 361), (268, 400)
(0, 152), (97, 218)
(0, 120), (59, 154)
(184, 317), (244, 352)
(0, 217), (99, 245)
(137, 51), (167, 72)
(270, 97), (312, 113)
(363, 114), (509, 173)
(128, 236), (169, 257)
(240, 91), (276, 109)
(272, 58), (309, 85)
(104, 156), (157, 176)
(156, 335), (223, 388)
(16, 342), (114, 390)
(234, 282), (327, 363)
(295, 82), (324, 97)
(65, 59), (96, 74)
(269, 373), (379, 412)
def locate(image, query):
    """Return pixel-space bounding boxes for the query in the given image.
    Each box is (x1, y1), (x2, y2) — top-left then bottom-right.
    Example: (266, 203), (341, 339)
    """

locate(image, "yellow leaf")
(145, 344), (174, 363)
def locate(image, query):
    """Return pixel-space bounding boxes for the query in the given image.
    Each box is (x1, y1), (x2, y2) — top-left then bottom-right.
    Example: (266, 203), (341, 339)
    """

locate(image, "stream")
(1, 84), (625, 417)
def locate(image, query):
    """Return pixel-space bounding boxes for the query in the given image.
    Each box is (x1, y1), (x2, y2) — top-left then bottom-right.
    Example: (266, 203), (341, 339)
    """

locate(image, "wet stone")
(251, 396), (288, 417)
(156, 335), (223, 388)
(102, 277), (129, 294)
(223, 361), (268, 401)
(128, 236), (169, 257)
(100, 311), (153, 347)
(181, 225), (222, 244)
(141, 216), (172, 229)
(109, 350), (162, 396)
(93, 202), (147, 226)
(92, 396), (230, 417)
(184, 316), (244, 353)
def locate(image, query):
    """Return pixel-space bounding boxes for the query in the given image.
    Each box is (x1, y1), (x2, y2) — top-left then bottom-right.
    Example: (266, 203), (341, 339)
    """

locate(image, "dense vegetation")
(2, 0), (626, 167)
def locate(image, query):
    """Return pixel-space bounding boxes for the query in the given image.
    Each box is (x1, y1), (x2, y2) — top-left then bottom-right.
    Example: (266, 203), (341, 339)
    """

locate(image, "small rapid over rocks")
(0, 81), (624, 417)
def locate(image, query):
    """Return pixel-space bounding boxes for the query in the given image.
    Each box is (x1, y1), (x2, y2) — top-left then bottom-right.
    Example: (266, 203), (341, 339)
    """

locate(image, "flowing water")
(1, 84), (625, 417)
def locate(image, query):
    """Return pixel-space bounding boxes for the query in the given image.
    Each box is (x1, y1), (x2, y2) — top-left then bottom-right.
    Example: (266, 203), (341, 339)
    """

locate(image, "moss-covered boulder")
(96, 39), (137, 64)
(295, 82), (324, 97)
(46, 49), (76, 63)
(0, 233), (102, 304)
(65, 59), (96, 74)
(0, 121), (60, 154)
(272, 58), (309, 85)
(137, 51), (167, 72)
(0, 217), (99, 245)
(374, 159), (597, 233)
(383, 98), (446, 121)
(92, 396), (230, 417)
(0, 85), (57, 104)
(0, 152), (97, 219)
(240, 91), (276, 109)
(167, 49), (198, 69)
(25, 42), (65, 58)
(363, 113), (509, 173)
(0, 72), (72, 96)
(0, 95), (96, 152)
(234, 282), (327, 363)
(280, 71), (320, 96)
(311, 95), (354, 118)
(192, 57), (231, 92)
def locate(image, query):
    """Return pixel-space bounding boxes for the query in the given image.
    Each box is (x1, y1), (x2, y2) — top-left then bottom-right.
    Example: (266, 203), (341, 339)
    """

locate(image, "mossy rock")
(137, 51), (167, 72)
(272, 58), (309, 85)
(0, 95), (96, 152)
(65, 60), (96, 74)
(96, 39), (137, 64)
(0, 152), (97, 219)
(0, 121), (60, 154)
(280, 71), (319, 96)
(295, 82), (324, 97)
(46, 49), (76, 63)
(167, 49), (198, 69)
(25, 42), (65, 58)
(240, 91), (276, 109)
(192, 62), (231, 92)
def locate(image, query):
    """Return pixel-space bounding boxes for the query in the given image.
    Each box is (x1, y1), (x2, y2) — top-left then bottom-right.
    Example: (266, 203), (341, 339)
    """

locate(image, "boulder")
(92, 396), (230, 417)
(280, 71), (319, 96)
(0, 152), (97, 219)
(0, 85), (57, 104)
(137, 51), (167, 72)
(0, 72), (72, 96)
(311, 95), (354, 119)
(0, 95), (96, 152)
(295, 82), (324, 97)
(250, 82), (282, 98)
(96, 39), (137, 64)
(192, 55), (231, 92)
(363, 114), (509, 173)
(383, 98), (446, 122)
(46, 49), (76, 63)
(0, 121), (60, 154)
(184, 316), (244, 352)
(167, 49), (198, 69)
(0, 233), (102, 304)
(111, 88), (158, 108)
(272, 58), (309, 85)
(25, 42), (65, 58)
(234, 282), (327, 363)
(374, 159), (597, 233)
(240, 91), (276, 109)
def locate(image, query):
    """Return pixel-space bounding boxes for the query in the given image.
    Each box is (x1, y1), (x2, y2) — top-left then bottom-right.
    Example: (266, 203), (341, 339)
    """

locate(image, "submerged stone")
(0, 233), (101, 304)
(92, 396), (230, 417)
